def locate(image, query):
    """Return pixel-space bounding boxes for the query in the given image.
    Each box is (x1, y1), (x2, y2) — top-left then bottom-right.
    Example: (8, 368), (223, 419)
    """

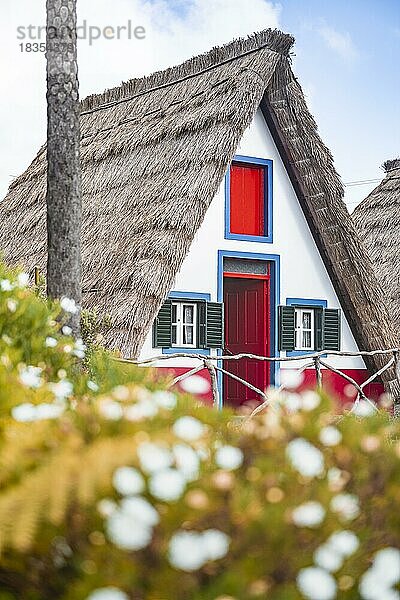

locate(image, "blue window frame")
(162, 291), (211, 356)
(225, 154), (273, 243)
(285, 298), (327, 357)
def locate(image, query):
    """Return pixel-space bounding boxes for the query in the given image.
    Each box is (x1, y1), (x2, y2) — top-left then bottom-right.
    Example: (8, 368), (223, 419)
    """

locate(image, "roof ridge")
(383, 158), (400, 173)
(80, 28), (294, 114)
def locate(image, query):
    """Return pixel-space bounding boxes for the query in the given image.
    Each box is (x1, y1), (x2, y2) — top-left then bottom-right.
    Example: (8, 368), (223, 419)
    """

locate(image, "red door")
(223, 276), (269, 408)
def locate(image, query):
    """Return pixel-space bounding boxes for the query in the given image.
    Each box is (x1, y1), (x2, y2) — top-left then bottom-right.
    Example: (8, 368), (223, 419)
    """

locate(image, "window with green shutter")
(153, 297), (224, 350)
(278, 301), (341, 353)
(323, 308), (341, 351)
(206, 302), (224, 348)
(278, 305), (295, 351)
(153, 300), (172, 348)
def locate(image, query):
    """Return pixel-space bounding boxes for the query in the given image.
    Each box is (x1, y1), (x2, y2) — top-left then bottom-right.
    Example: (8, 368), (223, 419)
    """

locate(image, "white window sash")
(295, 308), (315, 351)
(171, 302), (197, 348)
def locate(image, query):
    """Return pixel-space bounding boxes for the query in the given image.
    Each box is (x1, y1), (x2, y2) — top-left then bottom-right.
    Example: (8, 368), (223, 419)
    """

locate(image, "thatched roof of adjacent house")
(352, 159), (400, 328)
(0, 29), (399, 397)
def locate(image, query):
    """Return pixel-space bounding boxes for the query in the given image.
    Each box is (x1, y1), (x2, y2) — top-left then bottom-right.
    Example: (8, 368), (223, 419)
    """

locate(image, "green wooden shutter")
(323, 308), (341, 351)
(314, 307), (324, 351)
(153, 300), (172, 348)
(206, 302), (224, 348)
(278, 305), (295, 351)
(197, 301), (207, 349)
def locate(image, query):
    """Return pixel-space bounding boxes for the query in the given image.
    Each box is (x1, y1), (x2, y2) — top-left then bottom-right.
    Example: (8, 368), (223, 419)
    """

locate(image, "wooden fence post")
(205, 359), (220, 409)
(314, 356), (322, 390)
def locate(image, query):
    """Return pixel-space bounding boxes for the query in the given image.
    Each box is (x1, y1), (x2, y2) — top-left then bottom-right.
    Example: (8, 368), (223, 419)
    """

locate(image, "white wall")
(140, 108), (365, 372)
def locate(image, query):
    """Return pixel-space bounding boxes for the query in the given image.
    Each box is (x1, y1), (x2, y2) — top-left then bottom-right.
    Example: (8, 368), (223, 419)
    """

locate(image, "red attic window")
(229, 163), (265, 236)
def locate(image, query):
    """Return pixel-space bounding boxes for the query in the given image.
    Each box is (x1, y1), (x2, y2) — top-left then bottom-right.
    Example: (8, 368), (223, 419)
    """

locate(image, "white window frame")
(295, 307), (315, 351)
(171, 302), (197, 348)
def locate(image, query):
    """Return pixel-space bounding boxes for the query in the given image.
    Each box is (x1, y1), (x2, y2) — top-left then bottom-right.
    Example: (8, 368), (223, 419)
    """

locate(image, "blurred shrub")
(0, 263), (399, 600)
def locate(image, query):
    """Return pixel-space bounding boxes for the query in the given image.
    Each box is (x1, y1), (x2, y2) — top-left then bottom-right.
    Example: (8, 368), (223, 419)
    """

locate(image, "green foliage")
(80, 308), (112, 370)
(0, 263), (399, 600)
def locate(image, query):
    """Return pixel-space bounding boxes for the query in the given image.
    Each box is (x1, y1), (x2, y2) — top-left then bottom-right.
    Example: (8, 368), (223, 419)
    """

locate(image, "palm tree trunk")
(46, 0), (81, 334)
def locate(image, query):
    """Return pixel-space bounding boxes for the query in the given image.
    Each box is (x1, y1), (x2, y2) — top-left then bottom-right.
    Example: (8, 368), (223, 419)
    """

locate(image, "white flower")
(373, 547), (400, 582)
(330, 493), (360, 521)
(86, 587), (129, 600)
(327, 467), (343, 485)
(62, 325), (72, 336)
(280, 369), (304, 390)
(60, 297), (78, 314)
(169, 531), (207, 571)
(296, 566), (337, 600)
(49, 379), (73, 401)
(45, 336), (58, 348)
(314, 544), (343, 572)
(12, 402), (64, 422)
(180, 375), (211, 395)
(352, 399), (377, 417)
(17, 272), (29, 287)
(7, 299), (17, 313)
(215, 445), (243, 471)
(173, 444), (200, 481)
(172, 416), (206, 441)
(292, 501), (325, 528)
(360, 547), (400, 598)
(137, 442), (173, 474)
(73, 338), (86, 358)
(149, 468), (186, 501)
(35, 403), (65, 420)
(302, 391), (321, 411)
(120, 497), (160, 527)
(99, 400), (123, 421)
(152, 390), (177, 410)
(19, 365), (43, 389)
(0, 279), (13, 291)
(106, 510), (153, 551)
(87, 380), (99, 392)
(168, 529), (230, 572)
(113, 467), (145, 496)
(286, 438), (324, 478)
(97, 499), (118, 517)
(12, 403), (37, 422)
(359, 568), (398, 600)
(125, 399), (158, 421)
(283, 392), (302, 413)
(327, 530), (359, 557)
(202, 529), (230, 560)
(319, 426), (342, 446)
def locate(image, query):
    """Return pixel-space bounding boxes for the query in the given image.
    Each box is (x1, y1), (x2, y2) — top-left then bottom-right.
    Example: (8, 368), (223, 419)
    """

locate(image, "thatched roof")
(0, 29), (399, 397)
(352, 159), (400, 328)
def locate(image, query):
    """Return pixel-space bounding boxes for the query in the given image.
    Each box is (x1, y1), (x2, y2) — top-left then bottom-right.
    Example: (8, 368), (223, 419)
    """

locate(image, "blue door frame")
(217, 250), (280, 409)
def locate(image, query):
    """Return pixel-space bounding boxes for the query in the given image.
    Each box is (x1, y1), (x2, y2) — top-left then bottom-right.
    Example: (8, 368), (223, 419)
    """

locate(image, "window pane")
(183, 305), (194, 324)
(183, 325), (193, 345)
(172, 325), (177, 345)
(302, 312), (311, 329)
(302, 330), (312, 349)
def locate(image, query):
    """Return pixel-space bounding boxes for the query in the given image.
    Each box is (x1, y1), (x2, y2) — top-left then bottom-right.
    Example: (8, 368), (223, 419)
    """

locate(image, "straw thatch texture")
(0, 28), (399, 399)
(353, 159), (400, 329)
(0, 29), (291, 357)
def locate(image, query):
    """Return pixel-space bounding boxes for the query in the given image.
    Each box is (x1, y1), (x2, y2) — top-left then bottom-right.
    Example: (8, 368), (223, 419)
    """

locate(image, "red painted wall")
(154, 367), (384, 409)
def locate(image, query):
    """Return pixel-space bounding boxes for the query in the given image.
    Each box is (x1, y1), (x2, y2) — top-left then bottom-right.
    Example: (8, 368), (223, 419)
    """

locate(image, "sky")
(1, 0), (399, 211)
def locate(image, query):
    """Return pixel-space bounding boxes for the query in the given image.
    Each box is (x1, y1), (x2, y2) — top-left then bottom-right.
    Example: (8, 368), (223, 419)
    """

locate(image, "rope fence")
(114, 348), (400, 416)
